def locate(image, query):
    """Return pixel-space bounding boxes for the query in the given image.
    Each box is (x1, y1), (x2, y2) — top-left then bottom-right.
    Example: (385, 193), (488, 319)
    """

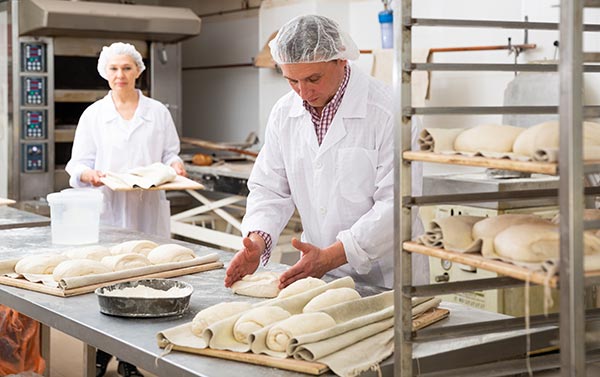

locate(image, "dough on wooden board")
(15, 254), (69, 275)
(231, 271), (281, 298)
(233, 306), (291, 344)
(512, 121), (600, 158)
(277, 277), (327, 299)
(266, 312), (336, 352)
(52, 259), (111, 281)
(302, 287), (361, 313)
(191, 301), (252, 337)
(110, 240), (158, 257)
(454, 124), (524, 153)
(147, 244), (196, 264)
(101, 253), (151, 271)
(128, 162), (177, 186)
(471, 214), (553, 256)
(418, 128), (464, 153)
(64, 245), (111, 261)
(494, 223), (600, 263)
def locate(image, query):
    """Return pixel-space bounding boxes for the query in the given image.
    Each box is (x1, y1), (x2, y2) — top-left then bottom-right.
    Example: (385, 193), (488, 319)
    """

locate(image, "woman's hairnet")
(97, 42), (146, 80)
(269, 15), (360, 65)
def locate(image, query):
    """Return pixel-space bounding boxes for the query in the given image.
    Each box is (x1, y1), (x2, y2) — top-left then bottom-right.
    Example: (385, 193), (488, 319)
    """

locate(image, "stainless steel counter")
(0, 206), (50, 230)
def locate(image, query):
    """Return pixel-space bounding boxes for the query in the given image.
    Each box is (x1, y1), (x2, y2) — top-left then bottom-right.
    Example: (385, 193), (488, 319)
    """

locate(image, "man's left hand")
(171, 161), (187, 177)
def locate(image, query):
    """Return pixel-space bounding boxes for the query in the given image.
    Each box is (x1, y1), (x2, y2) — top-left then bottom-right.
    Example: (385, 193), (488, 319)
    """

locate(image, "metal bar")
(182, 63), (254, 71)
(179, 190), (243, 231)
(84, 345), (95, 377)
(584, 0), (600, 7)
(559, 0), (586, 375)
(171, 193), (244, 221)
(410, 105), (600, 115)
(407, 277), (525, 297)
(413, 62), (600, 72)
(584, 219), (600, 230)
(40, 324), (50, 377)
(410, 18), (600, 32)
(584, 163), (600, 173)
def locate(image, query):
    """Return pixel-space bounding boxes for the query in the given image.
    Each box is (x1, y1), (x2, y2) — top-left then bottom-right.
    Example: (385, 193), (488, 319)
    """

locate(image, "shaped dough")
(233, 306), (291, 344)
(147, 244), (195, 264)
(15, 254), (69, 275)
(266, 312), (336, 352)
(101, 253), (151, 271)
(454, 124), (524, 153)
(110, 240), (158, 257)
(52, 259), (111, 281)
(302, 287), (361, 313)
(191, 301), (252, 336)
(278, 277), (326, 299)
(512, 121), (600, 158)
(418, 128), (464, 153)
(231, 271), (281, 298)
(64, 245), (111, 261)
(128, 163), (177, 188)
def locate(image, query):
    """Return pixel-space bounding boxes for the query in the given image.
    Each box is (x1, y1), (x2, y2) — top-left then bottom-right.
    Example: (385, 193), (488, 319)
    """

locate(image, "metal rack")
(393, 0), (597, 375)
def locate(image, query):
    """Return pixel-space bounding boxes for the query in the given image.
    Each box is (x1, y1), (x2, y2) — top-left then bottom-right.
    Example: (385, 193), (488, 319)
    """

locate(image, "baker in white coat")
(66, 43), (185, 238)
(225, 15), (428, 290)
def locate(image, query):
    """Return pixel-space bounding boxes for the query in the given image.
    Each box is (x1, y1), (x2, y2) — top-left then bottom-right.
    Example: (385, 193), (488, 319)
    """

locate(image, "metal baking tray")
(95, 278), (193, 318)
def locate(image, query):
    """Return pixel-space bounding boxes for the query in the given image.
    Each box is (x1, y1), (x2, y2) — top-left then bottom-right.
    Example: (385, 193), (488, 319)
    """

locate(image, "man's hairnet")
(97, 42), (146, 81)
(269, 15), (360, 65)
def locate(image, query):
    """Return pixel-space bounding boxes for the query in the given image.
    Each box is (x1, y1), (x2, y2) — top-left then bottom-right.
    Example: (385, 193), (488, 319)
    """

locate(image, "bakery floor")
(49, 329), (157, 377)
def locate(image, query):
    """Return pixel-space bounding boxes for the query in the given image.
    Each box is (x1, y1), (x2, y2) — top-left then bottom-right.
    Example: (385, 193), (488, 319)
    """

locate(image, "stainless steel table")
(0, 206), (50, 230)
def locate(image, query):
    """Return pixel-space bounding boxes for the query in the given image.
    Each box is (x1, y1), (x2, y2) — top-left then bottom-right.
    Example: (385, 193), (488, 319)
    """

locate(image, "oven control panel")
(21, 43), (46, 72)
(22, 143), (46, 173)
(22, 110), (47, 139)
(22, 77), (46, 106)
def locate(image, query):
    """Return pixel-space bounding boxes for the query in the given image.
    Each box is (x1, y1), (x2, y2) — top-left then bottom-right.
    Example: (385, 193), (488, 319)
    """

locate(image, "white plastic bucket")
(46, 189), (103, 245)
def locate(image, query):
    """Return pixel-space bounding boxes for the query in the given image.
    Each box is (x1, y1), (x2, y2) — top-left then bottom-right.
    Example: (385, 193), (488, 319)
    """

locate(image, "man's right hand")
(224, 235), (264, 287)
(80, 169), (105, 187)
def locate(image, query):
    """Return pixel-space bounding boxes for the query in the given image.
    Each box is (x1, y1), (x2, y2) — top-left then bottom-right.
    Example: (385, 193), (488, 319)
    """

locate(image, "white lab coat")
(242, 67), (428, 289)
(65, 90), (182, 238)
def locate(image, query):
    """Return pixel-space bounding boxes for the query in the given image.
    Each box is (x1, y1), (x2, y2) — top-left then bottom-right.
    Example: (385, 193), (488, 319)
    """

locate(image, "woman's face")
(106, 54), (141, 92)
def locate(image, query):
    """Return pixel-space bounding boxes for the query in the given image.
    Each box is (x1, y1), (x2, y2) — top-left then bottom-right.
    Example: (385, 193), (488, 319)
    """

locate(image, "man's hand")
(80, 169), (105, 187)
(224, 235), (264, 287)
(279, 239), (347, 288)
(171, 161), (187, 177)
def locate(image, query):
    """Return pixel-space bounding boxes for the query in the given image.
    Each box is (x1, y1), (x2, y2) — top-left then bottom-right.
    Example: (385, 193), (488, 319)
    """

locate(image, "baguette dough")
(454, 124), (524, 153)
(110, 240), (158, 257)
(231, 271), (281, 298)
(512, 121), (600, 158)
(147, 244), (195, 264)
(191, 302), (252, 337)
(418, 128), (464, 153)
(101, 253), (151, 271)
(302, 288), (361, 313)
(64, 245), (111, 261)
(266, 312), (336, 352)
(52, 259), (111, 281)
(15, 254), (69, 275)
(233, 306), (291, 344)
(278, 277), (326, 299)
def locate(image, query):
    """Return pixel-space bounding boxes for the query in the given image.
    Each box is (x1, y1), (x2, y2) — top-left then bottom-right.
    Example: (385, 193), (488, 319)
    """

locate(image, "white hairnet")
(97, 42), (146, 80)
(269, 15), (360, 65)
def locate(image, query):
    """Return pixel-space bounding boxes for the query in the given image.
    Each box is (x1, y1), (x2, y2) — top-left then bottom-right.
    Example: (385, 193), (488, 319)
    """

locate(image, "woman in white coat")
(66, 42), (185, 239)
(65, 42), (185, 377)
(225, 15), (428, 290)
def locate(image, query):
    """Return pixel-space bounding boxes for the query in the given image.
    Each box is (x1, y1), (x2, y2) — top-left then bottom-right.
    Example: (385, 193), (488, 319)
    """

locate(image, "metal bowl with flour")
(95, 278), (193, 318)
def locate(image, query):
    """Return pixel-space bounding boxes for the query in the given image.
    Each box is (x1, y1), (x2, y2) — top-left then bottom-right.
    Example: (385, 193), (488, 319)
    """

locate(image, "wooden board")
(403, 151), (559, 175)
(0, 198), (16, 206)
(101, 175), (204, 192)
(414, 307), (450, 331)
(0, 262), (223, 297)
(403, 241), (559, 288)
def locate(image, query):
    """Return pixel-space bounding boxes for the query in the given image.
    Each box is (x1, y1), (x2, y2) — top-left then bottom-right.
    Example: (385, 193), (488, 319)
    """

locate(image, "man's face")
(280, 60), (347, 109)
(106, 54), (141, 92)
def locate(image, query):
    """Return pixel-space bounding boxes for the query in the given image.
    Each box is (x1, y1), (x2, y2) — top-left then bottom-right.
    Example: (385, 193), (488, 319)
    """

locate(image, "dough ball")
(454, 124), (524, 153)
(266, 312), (336, 352)
(101, 253), (151, 271)
(277, 277), (326, 299)
(472, 214), (552, 255)
(191, 301), (252, 336)
(110, 240), (158, 257)
(512, 121), (600, 157)
(52, 259), (111, 281)
(231, 271), (281, 298)
(147, 244), (196, 264)
(64, 245), (111, 261)
(302, 287), (361, 313)
(233, 306), (291, 344)
(15, 254), (69, 275)
(192, 153), (213, 166)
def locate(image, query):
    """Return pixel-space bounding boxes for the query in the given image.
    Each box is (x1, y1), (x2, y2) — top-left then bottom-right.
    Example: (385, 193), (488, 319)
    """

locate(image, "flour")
(102, 285), (191, 298)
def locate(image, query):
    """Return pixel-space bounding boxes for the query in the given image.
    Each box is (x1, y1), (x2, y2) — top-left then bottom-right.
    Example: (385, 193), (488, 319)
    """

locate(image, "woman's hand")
(171, 161), (187, 177)
(80, 169), (105, 187)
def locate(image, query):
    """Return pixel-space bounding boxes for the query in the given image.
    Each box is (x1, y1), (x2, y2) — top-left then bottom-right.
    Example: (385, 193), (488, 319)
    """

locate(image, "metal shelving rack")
(393, 0), (598, 375)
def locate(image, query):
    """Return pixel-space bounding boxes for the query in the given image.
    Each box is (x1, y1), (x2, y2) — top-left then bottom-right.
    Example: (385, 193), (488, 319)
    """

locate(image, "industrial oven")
(0, 0), (201, 204)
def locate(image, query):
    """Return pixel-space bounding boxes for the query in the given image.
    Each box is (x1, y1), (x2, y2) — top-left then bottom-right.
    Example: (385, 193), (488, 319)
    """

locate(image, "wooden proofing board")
(403, 241), (559, 288)
(0, 262), (222, 297)
(101, 175), (204, 192)
(162, 308), (449, 375)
